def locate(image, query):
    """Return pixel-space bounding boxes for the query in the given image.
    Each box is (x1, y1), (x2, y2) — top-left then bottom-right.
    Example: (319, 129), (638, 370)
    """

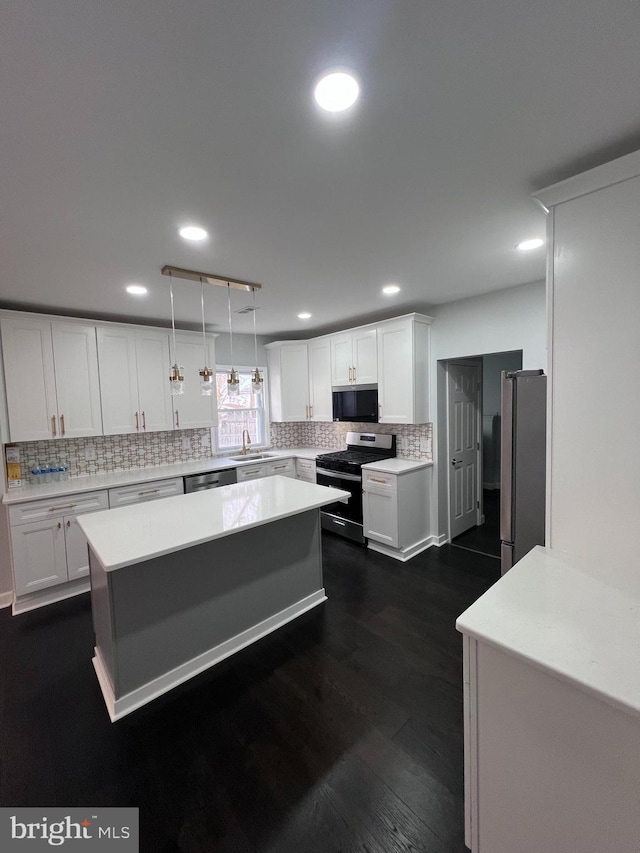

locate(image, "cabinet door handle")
(348, 366), (353, 382)
(66, 519), (71, 527)
(137, 488), (160, 496)
(175, 409), (180, 428)
(353, 366), (356, 382)
(51, 415), (57, 437)
(142, 410), (146, 430)
(309, 405), (313, 419)
(369, 477), (387, 483)
(60, 414), (65, 436)
(48, 503), (77, 512)
(378, 404), (382, 419)
(57, 521), (62, 529)
(135, 411), (139, 431)
(272, 464), (288, 470)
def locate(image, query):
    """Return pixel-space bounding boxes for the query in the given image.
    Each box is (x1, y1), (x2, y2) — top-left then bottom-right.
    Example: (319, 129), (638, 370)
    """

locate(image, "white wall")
(214, 333), (269, 367)
(431, 280), (546, 369)
(429, 281), (547, 540)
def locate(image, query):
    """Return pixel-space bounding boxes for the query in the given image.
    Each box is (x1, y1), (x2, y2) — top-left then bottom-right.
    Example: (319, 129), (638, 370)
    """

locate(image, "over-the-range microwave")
(332, 386), (378, 423)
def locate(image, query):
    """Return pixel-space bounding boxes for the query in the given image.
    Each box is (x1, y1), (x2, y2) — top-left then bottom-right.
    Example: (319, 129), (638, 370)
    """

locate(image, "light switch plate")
(84, 445), (96, 461)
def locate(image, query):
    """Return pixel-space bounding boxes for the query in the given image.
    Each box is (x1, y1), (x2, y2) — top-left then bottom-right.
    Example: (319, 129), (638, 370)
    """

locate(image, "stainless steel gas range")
(316, 431), (396, 543)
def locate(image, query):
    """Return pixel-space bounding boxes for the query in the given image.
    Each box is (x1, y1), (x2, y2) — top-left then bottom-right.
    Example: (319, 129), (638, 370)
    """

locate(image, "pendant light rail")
(161, 265), (261, 292)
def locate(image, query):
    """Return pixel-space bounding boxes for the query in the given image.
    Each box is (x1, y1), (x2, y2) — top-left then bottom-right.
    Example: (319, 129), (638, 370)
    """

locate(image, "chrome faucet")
(241, 429), (252, 455)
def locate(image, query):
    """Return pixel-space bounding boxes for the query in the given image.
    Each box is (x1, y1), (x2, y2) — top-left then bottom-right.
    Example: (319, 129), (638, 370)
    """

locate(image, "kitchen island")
(78, 476), (349, 721)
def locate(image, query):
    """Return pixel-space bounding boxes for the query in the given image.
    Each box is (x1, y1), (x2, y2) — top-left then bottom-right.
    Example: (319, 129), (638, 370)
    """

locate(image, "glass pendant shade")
(227, 367), (240, 395)
(169, 363), (185, 396)
(251, 367), (263, 393)
(199, 367), (214, 396)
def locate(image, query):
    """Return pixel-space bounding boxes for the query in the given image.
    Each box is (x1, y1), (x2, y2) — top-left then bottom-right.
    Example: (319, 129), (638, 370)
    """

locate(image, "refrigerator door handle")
(500, 373), (514, 543)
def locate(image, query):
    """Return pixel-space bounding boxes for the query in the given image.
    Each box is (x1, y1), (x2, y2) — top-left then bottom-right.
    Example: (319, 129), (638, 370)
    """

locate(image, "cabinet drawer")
(296, 457), (316, 473)
(108, 477), (184, 507)
(237, 464), (267, 481)
(9, 490), (109, 526)
(363, 470), (397, 492)
(266, 458), (295, 478)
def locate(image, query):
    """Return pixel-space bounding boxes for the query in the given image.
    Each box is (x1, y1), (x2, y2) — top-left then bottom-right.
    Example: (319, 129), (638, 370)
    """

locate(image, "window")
(215, 367), (268, 452)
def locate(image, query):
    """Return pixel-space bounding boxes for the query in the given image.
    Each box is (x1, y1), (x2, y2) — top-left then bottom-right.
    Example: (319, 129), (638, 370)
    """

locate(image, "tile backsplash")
(270, 421), (433, 460)
(15, 429), (214, 482)
(11, 421), (432, 484)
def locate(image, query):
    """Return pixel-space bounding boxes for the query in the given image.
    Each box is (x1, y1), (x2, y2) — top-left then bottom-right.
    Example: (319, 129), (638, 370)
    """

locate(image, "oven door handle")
(316, 468), (362, 483)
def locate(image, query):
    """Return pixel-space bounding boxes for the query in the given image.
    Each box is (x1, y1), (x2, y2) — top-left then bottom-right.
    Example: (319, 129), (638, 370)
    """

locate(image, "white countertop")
(77, 476), (350, 572)
(2, 447), (336, 505)
(456, 546), (640, 719)
(362, 458), (433, 474)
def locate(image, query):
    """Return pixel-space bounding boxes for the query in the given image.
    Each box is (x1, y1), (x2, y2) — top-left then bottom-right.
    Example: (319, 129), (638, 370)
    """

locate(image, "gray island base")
(79, 477), (348, 721)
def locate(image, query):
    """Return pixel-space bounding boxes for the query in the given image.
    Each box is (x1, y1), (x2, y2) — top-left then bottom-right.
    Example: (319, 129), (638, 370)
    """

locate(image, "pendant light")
(226, 283), (239, 395)
(251, 288), (263, 393)
(168, 271), (184, 395)
(198, 277), (214, 396)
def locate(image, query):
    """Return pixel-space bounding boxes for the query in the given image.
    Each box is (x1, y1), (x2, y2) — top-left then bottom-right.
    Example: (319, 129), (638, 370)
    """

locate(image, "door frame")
(444, 358), (483, 543)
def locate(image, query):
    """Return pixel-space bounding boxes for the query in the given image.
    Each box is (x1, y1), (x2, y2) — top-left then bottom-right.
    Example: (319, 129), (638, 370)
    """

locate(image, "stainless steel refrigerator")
(500, 370), (547, 575)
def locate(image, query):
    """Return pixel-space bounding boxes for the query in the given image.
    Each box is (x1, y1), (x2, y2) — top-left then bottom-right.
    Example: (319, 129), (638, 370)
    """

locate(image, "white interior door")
(448, 361), (481, 539)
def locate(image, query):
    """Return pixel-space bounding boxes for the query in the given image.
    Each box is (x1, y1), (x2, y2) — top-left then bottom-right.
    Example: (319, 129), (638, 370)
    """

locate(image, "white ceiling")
(2, 1), (640, 337)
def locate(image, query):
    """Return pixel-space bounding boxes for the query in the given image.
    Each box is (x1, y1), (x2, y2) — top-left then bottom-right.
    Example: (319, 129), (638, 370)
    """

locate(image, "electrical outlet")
(420, 438), (430, 453)
(201, 433), (211, 448)
(84, 445), (96, 461)
(181, 436), (190, 451)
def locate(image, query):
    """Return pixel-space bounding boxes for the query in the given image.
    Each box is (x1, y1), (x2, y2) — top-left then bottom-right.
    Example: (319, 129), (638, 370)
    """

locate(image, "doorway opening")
(439, 350), (522, 559)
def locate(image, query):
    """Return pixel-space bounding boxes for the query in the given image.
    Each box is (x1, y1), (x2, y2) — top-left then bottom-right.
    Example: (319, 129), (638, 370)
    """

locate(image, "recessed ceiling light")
(314, 71), (359, 112)
(297, 312), (312, 320)
(516, 237), (544, 251)
(126, 284), (148, 296)
(179, 225), (208, 241)
(382, 284), (400, 295)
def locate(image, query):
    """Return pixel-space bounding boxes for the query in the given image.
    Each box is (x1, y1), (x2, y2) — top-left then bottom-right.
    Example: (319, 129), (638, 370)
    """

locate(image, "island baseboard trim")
(93, 588), (328, 722)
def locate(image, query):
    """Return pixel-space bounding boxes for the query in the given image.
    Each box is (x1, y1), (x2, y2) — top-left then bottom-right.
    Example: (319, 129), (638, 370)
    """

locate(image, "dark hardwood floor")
(451, 489), (501, 559)
(0, 535), (499, 852)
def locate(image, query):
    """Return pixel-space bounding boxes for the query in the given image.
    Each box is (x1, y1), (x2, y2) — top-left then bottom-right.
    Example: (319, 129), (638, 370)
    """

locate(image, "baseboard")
(12, 578), (90, 615)
(0, 590), (13, 609)
(367, 534), (441, 562)
(95, 588), (328, 722)
(433, 533), (449, 547)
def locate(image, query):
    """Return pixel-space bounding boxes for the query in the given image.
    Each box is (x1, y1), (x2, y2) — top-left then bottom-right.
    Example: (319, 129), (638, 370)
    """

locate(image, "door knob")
(451, 458), (461, 465)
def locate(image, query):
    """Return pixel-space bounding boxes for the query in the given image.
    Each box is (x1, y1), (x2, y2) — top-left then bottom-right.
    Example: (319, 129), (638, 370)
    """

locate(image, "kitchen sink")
(230, 453), (276, 461)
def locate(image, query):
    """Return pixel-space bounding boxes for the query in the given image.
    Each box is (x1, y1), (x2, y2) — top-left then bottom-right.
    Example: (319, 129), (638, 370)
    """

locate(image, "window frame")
(214, 364), (269, 453)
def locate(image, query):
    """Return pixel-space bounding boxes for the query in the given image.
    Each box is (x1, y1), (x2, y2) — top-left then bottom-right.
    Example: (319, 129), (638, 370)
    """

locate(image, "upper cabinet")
(377, 315), (432, 424)
(266, 339), (333, 423)
(307, 339), (332, 422)
(97, 327), (174, 435)
(330, 328), (377, 385)
(1, 317), (102, 442)
(266, 342), (310, 422)
(171, 332), (218, 430)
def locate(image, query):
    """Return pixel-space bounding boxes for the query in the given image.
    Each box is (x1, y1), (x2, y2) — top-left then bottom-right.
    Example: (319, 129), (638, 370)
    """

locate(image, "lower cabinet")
(295, 457), (317, 483)
(9, 490), (109, 600)
(237, 457), (296, 482)
(362, 466), (432, 561)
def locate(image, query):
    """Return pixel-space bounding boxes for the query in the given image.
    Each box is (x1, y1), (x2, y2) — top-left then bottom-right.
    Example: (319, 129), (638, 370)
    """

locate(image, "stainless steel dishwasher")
(183, 469), (237, 493)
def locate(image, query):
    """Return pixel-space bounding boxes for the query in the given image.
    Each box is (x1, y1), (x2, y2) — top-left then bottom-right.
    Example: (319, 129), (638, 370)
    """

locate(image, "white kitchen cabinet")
(236, 463), (268, 482)
(307, 339), (332, 421)
(265, 458), (295, 478)
(376, 315), (432, 424)
(330, 328), (377, 386)
(10, 517), (69, 596)
(362, 464), (432, 561)
(108, 477), (184, 507)
(265, 343), (310, 421)
(98, 327), (173, 434)
(0, 316), (102, 442)
(9, 490), (109, 604)
(172, 332), (218, 430)
(295, 457), (317, 483)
